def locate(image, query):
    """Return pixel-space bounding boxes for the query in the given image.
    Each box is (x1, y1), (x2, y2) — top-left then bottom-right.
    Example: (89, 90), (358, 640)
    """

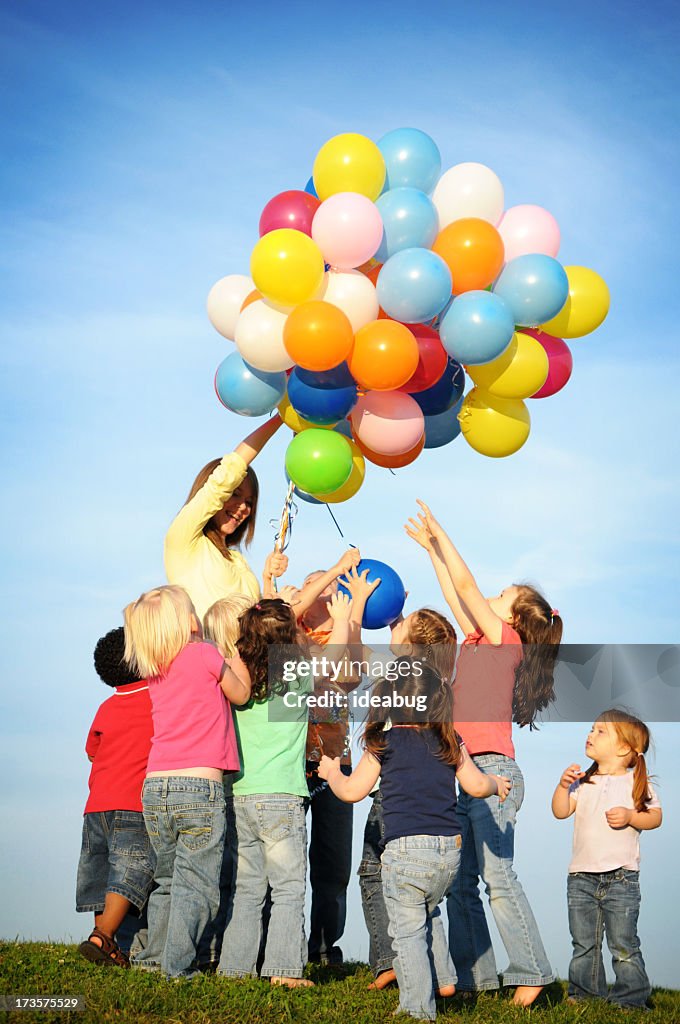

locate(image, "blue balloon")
(413, 359), (465, 415)
(375, 187), (439, 263)
(332, 418), (354, 439)
(338, 558), (406, 630)
(304, 176), (318, 198)
(424, 397), (464, 449)
(378, 128), (442, 195)
(287, 368), (357, 425)
(377, 248), (452, 325)
(493, 255), (569, 327)
(215, 353), (286, 416)
(296, 362), (355, 389)
(439, 291), (515, 365)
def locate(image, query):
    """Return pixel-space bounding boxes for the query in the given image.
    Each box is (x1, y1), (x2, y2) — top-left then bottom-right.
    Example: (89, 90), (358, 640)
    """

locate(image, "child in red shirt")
(76, 627), (155, 968)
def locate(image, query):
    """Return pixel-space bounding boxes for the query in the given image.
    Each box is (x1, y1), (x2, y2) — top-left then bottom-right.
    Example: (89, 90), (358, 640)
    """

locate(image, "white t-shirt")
(568, 771), (661, 873)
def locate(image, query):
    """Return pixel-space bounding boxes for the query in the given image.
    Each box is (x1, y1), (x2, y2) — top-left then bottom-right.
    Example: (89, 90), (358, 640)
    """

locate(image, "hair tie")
(255, 602), (262, 610)
(550, 608), (559, 623)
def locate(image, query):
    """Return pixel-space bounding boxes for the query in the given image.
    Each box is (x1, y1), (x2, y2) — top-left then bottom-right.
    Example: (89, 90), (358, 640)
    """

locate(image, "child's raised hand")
(605, 806), (633, 829)
(559, 764), (584, 789)
(334, 547), (361, 576)
(318, 754), (341, 781)
(416, 499), (444, 537)
(491, 774), (512, 803)
(404, 512), (435, 551)
(328, 591), (353, 621)
(339, 566), (381, 602)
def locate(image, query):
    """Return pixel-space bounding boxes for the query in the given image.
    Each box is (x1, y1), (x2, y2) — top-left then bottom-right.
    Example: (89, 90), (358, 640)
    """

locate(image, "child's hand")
(404, 510), (435, 551)
(328, 591), (353, 621)
(605, 806), (633, 829)
(559, 764), (584, 789)
(318, 755), (341, 781)
(334, 547), (361, 576)
(339, 566), (381, 602)
(264, 551), (289, 579)
(491, 774), (512, 802)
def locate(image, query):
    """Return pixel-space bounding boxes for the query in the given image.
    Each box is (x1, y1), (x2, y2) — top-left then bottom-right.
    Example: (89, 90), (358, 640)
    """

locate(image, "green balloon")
(285, 428), (353, 495)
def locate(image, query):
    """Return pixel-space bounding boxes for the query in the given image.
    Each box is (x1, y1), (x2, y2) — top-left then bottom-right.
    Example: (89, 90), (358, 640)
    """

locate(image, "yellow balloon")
(466, 332), (549, 399)
(541, 265), (610, 338)
(251, 229), (325, 307)
(278, 396), (335, 433)
(458, 389), (530, 458)
(316, 440), (366, 503)
(313, 133), (386, 201)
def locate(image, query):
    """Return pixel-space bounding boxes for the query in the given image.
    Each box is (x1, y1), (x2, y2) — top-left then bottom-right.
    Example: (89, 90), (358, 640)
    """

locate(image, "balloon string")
(324, 503), (345, 538)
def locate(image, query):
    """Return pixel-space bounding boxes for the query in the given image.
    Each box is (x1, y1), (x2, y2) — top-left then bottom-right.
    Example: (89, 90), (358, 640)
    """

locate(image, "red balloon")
(259, 190), (321, 238)
(397, 324), (448, 393)
(523, 328), (573, 399)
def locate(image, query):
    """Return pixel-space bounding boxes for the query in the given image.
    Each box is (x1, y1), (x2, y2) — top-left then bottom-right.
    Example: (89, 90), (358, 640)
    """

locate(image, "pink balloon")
(498, 204), (560, 263)
(350, 391), (424, 455)
(312, 192), (384, 271)
(523, 329), (573, 398)
(259, 190), (321, 237)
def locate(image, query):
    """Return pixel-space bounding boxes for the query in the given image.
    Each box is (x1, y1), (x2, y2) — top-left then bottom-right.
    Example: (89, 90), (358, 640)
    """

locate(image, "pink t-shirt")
(568, 772), (661, 873)
(452, 621), (522, 758)
(146, 642), (239, 772)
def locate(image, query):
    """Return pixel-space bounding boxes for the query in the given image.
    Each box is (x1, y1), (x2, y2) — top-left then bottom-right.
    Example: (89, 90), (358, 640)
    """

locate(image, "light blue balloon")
(493, 254), (569, 327)
(439, 291), (515, 366)
(214, 352), (286, 416)
(375, 187), (439, 263)
(378, 128), (442, 195)
(424, 397), (464, 449)
(377, 248), (452, 325)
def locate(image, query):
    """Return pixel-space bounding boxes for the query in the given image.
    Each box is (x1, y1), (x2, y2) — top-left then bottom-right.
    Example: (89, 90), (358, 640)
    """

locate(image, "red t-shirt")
(84, 682), (154, 813)
(452, 621), (522, 758)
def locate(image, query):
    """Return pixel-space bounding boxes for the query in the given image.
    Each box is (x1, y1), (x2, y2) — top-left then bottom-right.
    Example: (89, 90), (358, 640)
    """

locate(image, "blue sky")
(1, 0), (679, 989)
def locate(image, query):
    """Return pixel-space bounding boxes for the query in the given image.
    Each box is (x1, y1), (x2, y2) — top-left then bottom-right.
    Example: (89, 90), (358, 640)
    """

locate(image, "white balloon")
(432, 162), (504, 228)
(235, 300), (295, 373)
(317, 269), (379, 333)
(206, 274), (254, 341)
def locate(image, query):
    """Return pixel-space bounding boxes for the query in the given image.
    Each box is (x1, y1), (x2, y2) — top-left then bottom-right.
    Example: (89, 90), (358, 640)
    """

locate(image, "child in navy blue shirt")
(319, 660), (511, 1022)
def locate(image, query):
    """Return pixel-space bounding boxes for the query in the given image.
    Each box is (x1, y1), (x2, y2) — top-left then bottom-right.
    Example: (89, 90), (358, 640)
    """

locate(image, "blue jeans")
(76, 810), (156, 913)
(306, 762), (353, 964)
(132, 777), (226, 978)
(447, 754), (553, 990)
(567, 869), (651, 1008)
(382, 835), (460, 1021)
(218, 794), (307, 979)
(358, 790), (395, 976)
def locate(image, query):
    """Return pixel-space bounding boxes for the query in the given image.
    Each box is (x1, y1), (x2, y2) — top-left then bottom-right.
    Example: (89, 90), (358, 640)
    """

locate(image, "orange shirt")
(302, 624), (353, 765)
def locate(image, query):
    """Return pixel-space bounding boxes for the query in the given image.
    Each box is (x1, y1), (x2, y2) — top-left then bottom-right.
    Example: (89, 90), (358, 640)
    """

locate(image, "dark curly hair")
(236, 599), (306, 702)
(94, 627), (142, 687)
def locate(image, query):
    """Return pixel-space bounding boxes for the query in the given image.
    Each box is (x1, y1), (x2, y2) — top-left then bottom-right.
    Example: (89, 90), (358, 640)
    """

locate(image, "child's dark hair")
(362, 659), (462, 766)
(510, 585), (563, 728)
(94, 627), (141, 688)
(237, 598), (306, 702)
(582, 709), (655, 812)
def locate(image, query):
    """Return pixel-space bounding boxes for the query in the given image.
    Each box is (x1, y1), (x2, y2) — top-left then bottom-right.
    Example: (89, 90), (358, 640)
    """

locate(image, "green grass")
(0, 944), (678, 1024)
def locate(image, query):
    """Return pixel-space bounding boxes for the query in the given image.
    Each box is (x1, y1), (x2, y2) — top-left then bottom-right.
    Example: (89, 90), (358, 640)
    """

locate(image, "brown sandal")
(78, 927), (130, 968)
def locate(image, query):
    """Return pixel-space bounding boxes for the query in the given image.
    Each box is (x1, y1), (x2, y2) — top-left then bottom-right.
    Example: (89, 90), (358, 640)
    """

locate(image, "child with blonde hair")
(552, 709), (662, 1009)
(123, 584), (250, 978)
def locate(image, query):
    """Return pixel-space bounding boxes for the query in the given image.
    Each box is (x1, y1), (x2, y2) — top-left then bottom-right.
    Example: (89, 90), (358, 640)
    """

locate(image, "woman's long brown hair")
(510, 585), (563, 728)
(183, 460), (259, 559)
(582, 709), (655, 811)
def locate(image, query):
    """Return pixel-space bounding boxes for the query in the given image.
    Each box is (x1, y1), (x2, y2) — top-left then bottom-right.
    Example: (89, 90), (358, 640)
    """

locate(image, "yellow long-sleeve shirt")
(164, 452), (260, 620)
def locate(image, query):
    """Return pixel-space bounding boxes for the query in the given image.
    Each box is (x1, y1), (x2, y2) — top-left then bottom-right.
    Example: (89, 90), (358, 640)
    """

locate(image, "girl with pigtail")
(552, 709), (662, 1009)
(405, 500), (562, 1007)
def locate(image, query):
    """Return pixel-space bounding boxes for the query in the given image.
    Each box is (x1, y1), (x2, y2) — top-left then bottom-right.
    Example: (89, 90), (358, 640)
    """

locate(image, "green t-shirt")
(231, 664), (312, 797)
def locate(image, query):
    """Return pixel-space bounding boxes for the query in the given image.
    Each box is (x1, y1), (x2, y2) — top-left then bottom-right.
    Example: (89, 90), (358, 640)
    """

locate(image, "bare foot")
(270, 976), (314, 988)
(437, 984), (456, 997)
(368, 968), (397, 990)
(513, 985), (544, 1006)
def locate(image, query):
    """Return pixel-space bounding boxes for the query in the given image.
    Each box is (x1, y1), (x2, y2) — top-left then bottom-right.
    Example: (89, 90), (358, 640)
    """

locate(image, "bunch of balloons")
(207, 129), (610, 503)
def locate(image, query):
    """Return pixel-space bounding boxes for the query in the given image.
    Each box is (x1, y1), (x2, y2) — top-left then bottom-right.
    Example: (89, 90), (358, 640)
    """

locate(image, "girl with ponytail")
(405, 500), (562, 1006)
(552, 709), (662, 1009)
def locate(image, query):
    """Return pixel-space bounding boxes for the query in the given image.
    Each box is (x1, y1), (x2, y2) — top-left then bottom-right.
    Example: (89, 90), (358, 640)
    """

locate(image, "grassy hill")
(1, 943), (678, 1023)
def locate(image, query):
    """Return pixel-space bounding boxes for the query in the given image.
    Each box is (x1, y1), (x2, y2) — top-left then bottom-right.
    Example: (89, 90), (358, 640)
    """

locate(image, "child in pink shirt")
(123, 584), (251, 978)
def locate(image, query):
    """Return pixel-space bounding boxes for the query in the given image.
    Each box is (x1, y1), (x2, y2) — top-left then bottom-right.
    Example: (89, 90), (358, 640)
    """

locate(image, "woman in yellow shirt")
(164, 416), (286, 620)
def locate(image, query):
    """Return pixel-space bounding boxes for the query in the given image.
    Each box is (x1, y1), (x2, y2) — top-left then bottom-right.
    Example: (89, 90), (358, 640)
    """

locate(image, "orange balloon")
(356, 432), (425, 467)
(349, 320), (419, 391)
(240, 288), (262, 311)
(283, 300), (354, 371)
(362, 262), (382, 286)
(432, 218), (505, 294)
